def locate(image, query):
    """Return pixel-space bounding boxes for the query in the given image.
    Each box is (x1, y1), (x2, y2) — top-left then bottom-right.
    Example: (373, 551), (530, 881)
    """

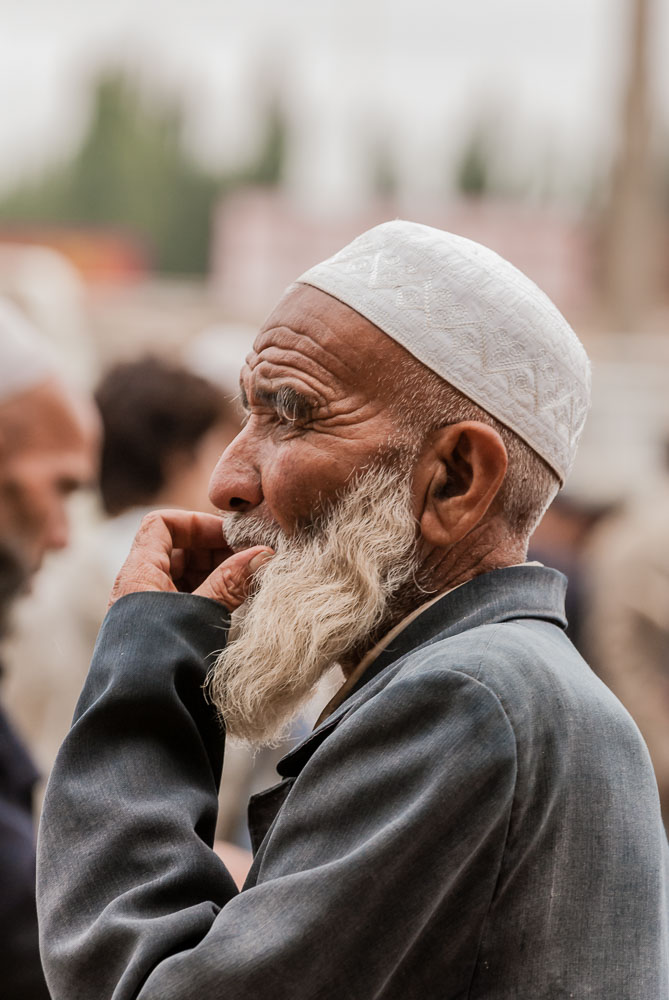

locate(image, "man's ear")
(416, 421), (508, 549)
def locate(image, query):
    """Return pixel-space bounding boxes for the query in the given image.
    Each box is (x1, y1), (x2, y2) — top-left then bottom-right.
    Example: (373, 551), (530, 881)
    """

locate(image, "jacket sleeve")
(37, 593), (517, 1000)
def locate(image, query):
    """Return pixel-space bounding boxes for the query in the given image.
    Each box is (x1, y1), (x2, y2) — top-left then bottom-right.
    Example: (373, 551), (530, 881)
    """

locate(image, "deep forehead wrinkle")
(242, 351), (332, 407)
(253, 322), (361, 382)
(247, 285), (417, 412)
(248, 348), (344, 408)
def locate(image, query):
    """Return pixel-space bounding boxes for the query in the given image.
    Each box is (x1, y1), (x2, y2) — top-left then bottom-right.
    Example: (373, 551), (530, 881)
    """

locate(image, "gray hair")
(393, 363), (560, 547)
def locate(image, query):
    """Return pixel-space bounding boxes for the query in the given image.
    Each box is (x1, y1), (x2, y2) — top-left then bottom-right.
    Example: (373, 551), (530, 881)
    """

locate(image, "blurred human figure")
(587, 463), (669, 830)
(97, 355), (240, 519)
(0, 298), (97, 1000)
(3, 356), (240, 780)
(0, 379), (95, 577)
(0, 242), (96, 389)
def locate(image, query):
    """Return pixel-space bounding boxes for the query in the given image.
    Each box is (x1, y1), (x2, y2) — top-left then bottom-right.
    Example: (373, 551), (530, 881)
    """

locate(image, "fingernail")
(249, 549), (273, 572)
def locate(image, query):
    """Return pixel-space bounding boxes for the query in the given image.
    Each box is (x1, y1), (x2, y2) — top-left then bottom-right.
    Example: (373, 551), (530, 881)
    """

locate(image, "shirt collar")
(314, 584), (459, 727)
(278, 564), (567, 779)
(315, 562), (550, 726)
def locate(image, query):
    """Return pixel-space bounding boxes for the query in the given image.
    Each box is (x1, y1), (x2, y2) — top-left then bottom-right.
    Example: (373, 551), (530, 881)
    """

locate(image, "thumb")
(193, 546), (274, 610)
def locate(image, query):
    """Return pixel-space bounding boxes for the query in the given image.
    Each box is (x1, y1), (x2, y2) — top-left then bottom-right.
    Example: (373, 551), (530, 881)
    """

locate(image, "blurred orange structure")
(0, 226), (151, 284)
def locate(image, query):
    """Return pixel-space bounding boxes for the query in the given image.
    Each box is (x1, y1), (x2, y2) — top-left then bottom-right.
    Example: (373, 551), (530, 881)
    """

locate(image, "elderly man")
(0, 299), (97, 1000)
(38, 223), (668, 999)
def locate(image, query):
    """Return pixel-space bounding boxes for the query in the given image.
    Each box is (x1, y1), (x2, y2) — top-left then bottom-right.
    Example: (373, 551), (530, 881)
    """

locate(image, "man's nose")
(45, 507), (70, 553)
(208, 433), (263, 513)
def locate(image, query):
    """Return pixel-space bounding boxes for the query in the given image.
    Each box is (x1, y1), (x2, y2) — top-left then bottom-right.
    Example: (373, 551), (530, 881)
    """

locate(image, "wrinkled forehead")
(241, 284), (414, 404)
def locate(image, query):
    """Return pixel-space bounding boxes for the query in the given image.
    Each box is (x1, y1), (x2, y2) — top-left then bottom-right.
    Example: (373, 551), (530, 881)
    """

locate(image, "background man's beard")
(0, 541), (28, 641)
(207, 462), (419, 747)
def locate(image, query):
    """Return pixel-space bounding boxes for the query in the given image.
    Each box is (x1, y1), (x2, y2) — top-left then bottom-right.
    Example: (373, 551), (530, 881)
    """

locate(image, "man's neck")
(342, 521), (526, 675)
(418, 518), (526, 594)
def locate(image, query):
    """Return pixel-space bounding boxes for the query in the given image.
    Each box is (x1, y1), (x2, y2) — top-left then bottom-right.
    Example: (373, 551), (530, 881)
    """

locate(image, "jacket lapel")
(245, 565), (567, 860)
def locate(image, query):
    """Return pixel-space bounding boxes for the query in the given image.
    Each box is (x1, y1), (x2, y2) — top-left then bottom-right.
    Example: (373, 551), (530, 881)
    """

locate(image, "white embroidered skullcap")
(0, 297), (59, 404)
(297, 220), (591, 484)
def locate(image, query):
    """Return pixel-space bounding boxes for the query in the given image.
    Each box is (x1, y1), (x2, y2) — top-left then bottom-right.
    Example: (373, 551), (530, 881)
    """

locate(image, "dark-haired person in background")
(96, 355), (240, 518)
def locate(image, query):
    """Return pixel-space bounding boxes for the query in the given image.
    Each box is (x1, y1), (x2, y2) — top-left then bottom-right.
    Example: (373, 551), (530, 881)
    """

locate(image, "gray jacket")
(37, 566), (669, 998)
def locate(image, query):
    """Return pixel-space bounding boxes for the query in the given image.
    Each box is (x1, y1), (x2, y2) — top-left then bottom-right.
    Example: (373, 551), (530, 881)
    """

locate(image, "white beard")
(206, 462), (419, 747)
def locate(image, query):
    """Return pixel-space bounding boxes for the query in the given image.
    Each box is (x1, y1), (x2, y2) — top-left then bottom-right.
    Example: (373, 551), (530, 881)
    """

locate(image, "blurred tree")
(455, 129), (492, 197)
(370, 137), (399, 200)
(453, 115), (545, 202)
(0, 71), (288, 275)
(239, 100), (287, 187)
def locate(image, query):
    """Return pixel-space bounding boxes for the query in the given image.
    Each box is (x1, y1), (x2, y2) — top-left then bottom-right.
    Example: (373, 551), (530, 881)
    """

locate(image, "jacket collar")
(276, 565), (567, 780)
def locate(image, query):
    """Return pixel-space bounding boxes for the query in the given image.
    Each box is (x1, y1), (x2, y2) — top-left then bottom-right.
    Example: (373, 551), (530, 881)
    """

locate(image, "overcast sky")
(1, 0), (667, 207)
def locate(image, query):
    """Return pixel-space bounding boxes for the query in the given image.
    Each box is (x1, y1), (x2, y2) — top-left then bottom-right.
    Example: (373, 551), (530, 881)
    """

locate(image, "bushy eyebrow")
(239, 384), (316, 422)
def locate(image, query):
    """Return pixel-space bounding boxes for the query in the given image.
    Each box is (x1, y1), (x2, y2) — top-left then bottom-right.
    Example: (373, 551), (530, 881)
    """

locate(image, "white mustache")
(223, 510), (285, 552)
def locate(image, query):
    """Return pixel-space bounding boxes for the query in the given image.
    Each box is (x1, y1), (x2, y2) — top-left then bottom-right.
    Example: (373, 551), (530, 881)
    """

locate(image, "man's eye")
(275, 410), (303, 428)
(57, 480), (80, 497)
(272, 387), (314, 427)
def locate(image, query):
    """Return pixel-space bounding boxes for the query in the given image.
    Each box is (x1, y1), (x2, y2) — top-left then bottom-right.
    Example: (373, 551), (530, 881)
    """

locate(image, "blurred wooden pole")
(602, 0), (658, 331)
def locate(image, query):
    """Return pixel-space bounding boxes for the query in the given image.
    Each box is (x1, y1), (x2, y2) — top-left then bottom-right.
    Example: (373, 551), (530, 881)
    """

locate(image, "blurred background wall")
(0, 0), (668, 502)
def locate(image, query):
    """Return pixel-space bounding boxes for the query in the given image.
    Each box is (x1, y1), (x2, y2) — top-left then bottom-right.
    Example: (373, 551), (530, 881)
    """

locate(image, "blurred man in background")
(97, 355), (240, 520)
(0, 298), (97, 999)
(2, 355), (240, 781)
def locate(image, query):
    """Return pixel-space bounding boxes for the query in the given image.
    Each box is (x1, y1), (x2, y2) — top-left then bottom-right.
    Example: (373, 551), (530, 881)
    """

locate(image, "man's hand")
(108, 509), (273, 611)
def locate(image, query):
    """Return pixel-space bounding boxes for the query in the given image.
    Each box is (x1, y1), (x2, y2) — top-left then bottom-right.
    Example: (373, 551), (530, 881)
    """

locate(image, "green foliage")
(455, 130), (492, 198)
(0, 71), (288, 275)
(370, 137), (398, 200)
(241, 100), (286, 187)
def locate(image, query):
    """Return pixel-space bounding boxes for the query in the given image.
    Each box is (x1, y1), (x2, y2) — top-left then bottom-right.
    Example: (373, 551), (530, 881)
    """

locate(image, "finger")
(109, 511), (235, 607)
(173, 546), (231, 591)
(134, 509), (231, 557)
(194, 546), (274, 610)
(158, 510), (232, 552)
(170, 548), (187, 580)
(182, 547), (231, 575)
